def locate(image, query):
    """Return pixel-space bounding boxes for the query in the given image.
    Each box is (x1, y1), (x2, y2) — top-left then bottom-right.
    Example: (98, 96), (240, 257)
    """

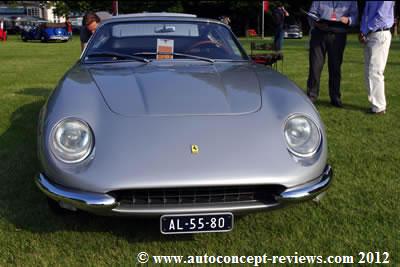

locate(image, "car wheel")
(312, 192), (327, 204)
(47, 197), (70, 215)
(40, 36), (47, 43)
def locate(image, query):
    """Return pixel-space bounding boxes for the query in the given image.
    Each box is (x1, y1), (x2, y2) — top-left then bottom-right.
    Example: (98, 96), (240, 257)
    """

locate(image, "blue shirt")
(310, 1), (358, 26)
(361, 1), (395, 35)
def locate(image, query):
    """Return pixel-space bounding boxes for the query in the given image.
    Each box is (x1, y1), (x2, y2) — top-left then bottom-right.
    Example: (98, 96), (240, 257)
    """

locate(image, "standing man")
(80, 12), (101, 52)
(306, 1), (358, 107)
(272, 3), (289, 51)
(80, 12), (112, 52)
(359, 1), (395, 115)
(0, 19), (5, 41)
(220, 16), (231, 26)
(65, 16), (73, 39)
(0, 19), (3, 41)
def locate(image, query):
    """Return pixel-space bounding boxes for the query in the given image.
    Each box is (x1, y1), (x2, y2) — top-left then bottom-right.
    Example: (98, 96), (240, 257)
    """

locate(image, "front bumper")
(36, 165), (333, 216)
(284, 33), (303, 39)
(49, 36), (69, 40)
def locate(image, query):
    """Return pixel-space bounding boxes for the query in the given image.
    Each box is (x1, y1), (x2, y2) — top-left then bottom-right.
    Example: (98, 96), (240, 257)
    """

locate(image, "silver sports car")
(36, 13), (332, 234)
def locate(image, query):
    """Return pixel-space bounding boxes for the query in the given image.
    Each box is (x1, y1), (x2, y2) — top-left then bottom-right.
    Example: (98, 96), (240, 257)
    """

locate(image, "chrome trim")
(36, 165), (332, 215)
(35, 174), (118, 211)
(116, 13), (197, 18)
(49, 36), (69, 40)
(276, 165), (333, 203)
(113, 202), (280, 216)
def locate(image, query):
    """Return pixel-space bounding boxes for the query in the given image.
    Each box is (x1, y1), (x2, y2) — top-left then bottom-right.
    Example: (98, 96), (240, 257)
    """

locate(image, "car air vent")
(110, 185), (286, 207)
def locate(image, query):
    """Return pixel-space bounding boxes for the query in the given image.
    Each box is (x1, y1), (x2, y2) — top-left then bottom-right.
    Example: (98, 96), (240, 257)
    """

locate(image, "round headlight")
(284, 115), (321, 157)
(50, 118), (93, 163)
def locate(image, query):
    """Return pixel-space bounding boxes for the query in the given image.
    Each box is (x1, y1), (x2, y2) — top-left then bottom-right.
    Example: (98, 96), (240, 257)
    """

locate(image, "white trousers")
(364, 31), (392, 112)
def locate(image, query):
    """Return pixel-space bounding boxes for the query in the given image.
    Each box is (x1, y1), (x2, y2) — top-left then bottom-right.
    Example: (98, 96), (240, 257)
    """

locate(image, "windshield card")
(157, 39), (174, 60)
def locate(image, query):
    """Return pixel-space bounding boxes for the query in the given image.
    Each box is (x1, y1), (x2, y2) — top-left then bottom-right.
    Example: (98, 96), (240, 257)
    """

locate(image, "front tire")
(47, 197), (69, 215)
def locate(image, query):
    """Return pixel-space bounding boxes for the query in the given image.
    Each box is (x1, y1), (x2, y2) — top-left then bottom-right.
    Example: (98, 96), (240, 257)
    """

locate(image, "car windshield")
(84, 20), (248, 62)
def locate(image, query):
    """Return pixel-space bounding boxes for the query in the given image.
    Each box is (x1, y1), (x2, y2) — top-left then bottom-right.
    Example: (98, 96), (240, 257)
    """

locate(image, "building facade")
(0, 1), (65, 23)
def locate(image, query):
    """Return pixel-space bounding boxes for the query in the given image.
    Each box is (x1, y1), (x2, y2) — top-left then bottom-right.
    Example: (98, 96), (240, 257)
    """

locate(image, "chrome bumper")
(49, 36), (69, 40)
(35, 174), (118, 212)
(276, 165), (332, 203)
(36, 165), (333, 215)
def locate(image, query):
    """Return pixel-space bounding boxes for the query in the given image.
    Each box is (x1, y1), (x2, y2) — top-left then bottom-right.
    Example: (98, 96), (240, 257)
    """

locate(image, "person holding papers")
(306, 1), (358, 108)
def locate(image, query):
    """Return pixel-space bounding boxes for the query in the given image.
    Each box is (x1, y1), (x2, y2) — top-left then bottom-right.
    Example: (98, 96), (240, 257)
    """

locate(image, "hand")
(340, 16), (350, 25)
(358, 33), (367, 44)
(280, 7), (289, 16)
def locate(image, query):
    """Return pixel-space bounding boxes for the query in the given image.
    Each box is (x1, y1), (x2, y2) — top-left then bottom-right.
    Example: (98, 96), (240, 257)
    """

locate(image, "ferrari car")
(36, 13), (332, 234)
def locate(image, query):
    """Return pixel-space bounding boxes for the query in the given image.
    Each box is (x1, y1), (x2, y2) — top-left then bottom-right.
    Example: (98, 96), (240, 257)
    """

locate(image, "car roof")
(115, 12), (197, 18)
(101, 12), (225, 26)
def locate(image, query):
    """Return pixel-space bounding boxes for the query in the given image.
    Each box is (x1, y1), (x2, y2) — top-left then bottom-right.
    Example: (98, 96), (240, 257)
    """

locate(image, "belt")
(369, 28), (390, 34)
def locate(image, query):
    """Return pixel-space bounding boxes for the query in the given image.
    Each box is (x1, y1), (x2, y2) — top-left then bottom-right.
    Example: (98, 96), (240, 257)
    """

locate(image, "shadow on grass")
(316, 99), (366, 112)
(21, 40), (69, 45)
(16, 87), (53, 97)
(0, 88), (197, 242)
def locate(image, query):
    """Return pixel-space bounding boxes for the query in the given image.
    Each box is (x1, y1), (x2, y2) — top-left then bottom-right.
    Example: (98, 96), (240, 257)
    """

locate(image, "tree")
(49, 0), (316, 36)
(50, 1), (110, 17)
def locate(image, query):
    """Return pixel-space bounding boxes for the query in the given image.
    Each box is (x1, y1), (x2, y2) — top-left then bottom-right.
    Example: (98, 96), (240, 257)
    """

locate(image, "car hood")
(41, 63), (327, 192)
(88, 61), (261, 116)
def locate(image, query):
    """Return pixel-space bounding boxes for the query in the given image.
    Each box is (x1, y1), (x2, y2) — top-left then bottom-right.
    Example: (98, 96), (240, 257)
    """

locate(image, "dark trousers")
(307, 28), (347, 101)
(274, 26), (284, 51)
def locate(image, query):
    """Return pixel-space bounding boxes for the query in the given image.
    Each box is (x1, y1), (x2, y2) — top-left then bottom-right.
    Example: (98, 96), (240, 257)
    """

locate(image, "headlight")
(284, 115), (321, 157)
(50, 118), (94, 163)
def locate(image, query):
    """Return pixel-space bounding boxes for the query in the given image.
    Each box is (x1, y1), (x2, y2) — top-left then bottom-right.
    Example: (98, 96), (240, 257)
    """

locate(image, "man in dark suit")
(307, 1), (358, 108)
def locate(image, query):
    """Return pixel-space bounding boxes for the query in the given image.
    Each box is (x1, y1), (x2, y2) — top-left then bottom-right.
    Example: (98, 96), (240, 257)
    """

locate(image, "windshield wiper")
(134, 52), (215, 63)
(85, 51), (150, 63)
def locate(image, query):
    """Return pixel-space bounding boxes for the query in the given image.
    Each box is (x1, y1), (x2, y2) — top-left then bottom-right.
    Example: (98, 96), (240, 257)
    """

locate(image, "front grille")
(110, 185), (286, 207)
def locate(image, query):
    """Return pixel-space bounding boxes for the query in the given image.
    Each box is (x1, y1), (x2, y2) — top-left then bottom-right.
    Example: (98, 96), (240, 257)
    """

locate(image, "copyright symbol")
(137, 252), (149, 264)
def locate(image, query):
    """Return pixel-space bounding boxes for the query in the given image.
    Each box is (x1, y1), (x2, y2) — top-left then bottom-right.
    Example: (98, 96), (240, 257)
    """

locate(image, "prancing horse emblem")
(191, 144), (199, 154)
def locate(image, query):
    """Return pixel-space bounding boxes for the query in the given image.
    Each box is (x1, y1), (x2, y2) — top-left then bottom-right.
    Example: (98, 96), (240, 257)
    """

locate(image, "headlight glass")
(284, 115), (321, 157)
(51, 118), (93, 163)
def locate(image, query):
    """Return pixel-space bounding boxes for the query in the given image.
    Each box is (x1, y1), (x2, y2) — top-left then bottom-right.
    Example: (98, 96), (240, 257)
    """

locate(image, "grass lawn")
(0, 34), (399, 266)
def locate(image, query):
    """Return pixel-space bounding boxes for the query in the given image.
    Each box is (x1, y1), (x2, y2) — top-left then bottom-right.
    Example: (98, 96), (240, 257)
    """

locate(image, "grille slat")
(112, 185), (286, 207)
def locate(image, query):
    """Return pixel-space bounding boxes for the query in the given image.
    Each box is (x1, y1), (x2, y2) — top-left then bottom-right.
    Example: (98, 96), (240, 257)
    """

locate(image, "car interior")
(87, 22), (246, 60)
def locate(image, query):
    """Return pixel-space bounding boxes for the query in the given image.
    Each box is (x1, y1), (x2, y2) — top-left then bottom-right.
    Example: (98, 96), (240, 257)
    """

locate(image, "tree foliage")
(50, 0), (314, 35)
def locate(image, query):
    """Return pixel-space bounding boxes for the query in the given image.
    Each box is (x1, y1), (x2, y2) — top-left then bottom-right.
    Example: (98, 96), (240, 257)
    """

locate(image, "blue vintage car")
(21, 23), (70, 42)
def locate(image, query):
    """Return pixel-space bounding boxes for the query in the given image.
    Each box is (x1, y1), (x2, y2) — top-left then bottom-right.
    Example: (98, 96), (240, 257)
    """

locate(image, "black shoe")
(330, 99), (343, 108)
(308, 95), (317, 103)
(366, 108), (386, 115)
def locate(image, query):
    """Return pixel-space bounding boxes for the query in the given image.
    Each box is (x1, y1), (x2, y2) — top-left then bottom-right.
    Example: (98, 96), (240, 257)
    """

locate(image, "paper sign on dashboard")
(157, 39), (174, 60)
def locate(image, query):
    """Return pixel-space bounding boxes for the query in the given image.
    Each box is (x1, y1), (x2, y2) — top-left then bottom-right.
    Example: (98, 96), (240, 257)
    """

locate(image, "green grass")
(0, 34), (399, 266)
